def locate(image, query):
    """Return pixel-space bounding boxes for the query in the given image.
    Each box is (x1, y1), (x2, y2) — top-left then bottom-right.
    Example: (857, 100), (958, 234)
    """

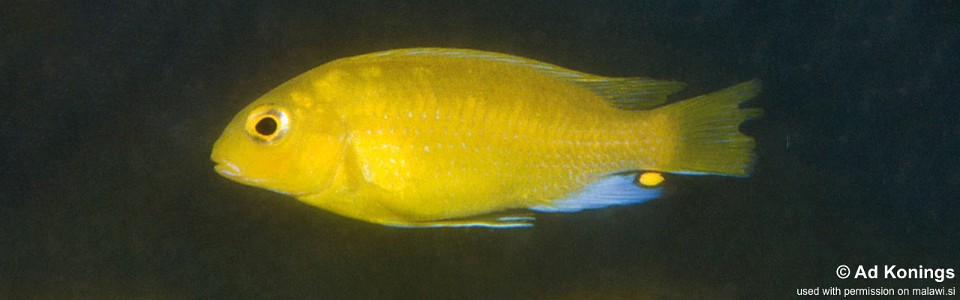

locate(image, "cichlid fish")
(211, 48), (761, 228)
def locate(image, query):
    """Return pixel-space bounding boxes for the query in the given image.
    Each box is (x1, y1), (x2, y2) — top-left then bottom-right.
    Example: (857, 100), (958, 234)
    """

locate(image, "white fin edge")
(384, 214), (535, 228)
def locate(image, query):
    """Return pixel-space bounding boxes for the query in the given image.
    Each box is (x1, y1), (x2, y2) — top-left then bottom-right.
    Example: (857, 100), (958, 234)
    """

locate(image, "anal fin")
(531, 172), (663, 213)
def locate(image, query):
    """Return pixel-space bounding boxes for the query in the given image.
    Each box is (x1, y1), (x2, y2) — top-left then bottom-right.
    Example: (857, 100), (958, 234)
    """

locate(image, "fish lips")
(212, 160), (265, 185)
(214, 160), (242, 177)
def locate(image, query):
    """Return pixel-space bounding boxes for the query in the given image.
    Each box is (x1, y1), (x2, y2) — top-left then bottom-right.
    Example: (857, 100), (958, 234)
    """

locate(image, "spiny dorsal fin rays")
(344, 48), (686, 110)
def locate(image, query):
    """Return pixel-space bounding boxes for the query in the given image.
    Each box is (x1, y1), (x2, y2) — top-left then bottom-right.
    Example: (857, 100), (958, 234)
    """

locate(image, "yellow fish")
(211, 48), (761, 228)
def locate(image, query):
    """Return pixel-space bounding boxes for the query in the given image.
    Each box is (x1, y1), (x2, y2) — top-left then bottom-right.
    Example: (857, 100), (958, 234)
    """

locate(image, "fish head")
(211, 77), (347, 197)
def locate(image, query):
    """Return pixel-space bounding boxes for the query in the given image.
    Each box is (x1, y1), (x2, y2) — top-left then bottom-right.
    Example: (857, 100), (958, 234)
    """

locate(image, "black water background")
(1, 1), (958, 298)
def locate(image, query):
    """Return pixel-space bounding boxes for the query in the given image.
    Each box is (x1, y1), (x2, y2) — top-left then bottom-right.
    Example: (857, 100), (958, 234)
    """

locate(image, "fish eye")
(255, 116), (278, 136)
(245, 105), (289, 144)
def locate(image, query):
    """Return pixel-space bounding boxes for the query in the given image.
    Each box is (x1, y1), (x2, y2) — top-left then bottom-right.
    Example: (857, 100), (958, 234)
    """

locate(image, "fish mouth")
(213, 160), (268, 185)
(211, 159), (317, 197)
(214, 160), (242, 178)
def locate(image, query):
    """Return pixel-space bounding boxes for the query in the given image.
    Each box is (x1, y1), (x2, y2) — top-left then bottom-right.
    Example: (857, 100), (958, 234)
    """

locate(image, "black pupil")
(255, 117), (278, 136)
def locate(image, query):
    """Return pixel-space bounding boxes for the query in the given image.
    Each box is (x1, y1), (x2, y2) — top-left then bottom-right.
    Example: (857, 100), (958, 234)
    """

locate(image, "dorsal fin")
(344, 48), (686, 110)
(575, 77), (686, 110)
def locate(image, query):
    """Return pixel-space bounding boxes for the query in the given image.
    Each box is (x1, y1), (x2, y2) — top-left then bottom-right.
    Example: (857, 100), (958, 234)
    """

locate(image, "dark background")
(2, 1), (957, 298)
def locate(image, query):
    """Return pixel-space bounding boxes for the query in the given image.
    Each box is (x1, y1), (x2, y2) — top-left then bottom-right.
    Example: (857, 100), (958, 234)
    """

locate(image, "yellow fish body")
(211, 48), (761, 228)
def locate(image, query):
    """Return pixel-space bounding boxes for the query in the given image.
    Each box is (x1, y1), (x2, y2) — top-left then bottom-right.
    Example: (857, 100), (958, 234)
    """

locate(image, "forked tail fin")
(654, 80), (762, 177)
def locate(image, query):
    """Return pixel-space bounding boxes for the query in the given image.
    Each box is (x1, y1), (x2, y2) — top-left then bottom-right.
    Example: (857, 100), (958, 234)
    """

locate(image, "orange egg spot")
(638, 172), (664, 187)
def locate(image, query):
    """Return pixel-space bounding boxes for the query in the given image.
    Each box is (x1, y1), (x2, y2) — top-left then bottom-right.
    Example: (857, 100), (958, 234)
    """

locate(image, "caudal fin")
(655, 80), (762, 177)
